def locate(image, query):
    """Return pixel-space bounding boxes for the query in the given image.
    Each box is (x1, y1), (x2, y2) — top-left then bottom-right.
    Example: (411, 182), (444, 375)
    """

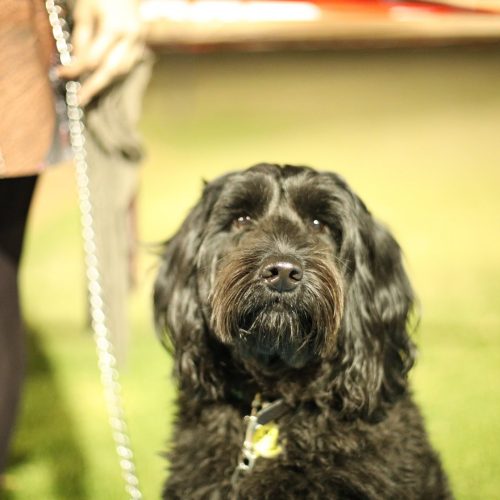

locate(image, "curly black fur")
(154, 164), (451, 499)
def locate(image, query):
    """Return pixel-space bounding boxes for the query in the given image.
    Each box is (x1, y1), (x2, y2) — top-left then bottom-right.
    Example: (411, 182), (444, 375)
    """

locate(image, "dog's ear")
(154, 178), (226, 400)
(332, 194), (416, 417)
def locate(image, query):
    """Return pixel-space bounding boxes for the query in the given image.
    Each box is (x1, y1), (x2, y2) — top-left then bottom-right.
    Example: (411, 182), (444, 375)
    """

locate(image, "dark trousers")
(0, 175), (37, 472)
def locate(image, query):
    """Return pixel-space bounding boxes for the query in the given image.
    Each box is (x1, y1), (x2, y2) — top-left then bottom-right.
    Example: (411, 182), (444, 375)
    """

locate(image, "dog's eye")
(310, 219), (327, 233)
(233, 215), (253, 229)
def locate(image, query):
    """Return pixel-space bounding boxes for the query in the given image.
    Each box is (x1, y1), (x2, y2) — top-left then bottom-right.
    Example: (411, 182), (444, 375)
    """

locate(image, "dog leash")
(45, 2), (142, 498)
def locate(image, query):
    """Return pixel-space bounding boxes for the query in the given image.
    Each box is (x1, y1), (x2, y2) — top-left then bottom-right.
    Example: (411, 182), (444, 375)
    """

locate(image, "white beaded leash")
(44, 2), (142, 498)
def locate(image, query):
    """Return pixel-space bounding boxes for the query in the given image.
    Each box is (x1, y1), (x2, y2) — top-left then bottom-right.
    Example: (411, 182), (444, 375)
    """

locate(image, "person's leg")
(0, 175), (37, 472)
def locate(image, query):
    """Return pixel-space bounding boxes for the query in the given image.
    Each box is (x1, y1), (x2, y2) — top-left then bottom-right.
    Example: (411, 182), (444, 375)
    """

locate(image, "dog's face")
(199, 165), (344, 372)
(155, 164), (415, 414)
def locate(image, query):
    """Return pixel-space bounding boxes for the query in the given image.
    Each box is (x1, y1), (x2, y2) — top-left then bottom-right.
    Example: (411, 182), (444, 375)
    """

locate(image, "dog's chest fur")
(164, 395), (450, 500)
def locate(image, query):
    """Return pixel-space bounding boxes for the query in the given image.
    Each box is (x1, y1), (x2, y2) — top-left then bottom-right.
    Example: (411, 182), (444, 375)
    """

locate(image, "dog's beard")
(209, 249), (344, 373)
(237, 301), (315, 369)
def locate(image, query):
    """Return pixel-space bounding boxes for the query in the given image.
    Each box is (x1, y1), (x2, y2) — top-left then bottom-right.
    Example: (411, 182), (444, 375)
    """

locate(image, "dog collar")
(231, 394), (288, 486)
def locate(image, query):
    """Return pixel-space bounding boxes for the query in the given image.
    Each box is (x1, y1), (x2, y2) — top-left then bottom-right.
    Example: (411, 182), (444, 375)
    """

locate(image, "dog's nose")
(260, 257), (303, 292)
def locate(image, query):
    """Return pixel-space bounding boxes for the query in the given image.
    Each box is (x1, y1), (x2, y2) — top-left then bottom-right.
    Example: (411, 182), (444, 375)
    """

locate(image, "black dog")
(154, 164), (451, 499)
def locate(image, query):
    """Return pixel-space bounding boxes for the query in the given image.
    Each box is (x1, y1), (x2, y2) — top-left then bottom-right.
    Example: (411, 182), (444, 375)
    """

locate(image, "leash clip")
(231, 415), (259, 487)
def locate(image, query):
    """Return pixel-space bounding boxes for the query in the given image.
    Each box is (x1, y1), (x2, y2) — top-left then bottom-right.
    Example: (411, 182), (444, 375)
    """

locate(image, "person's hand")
(58, 0), (144, 106)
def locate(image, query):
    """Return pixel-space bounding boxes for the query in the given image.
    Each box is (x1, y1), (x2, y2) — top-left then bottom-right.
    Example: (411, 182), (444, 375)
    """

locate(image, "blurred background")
(5, 1), (500, 498)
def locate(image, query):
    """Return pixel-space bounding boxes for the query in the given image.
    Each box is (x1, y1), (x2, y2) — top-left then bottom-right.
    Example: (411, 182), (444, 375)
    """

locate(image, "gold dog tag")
(251, 422), (282, 459)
